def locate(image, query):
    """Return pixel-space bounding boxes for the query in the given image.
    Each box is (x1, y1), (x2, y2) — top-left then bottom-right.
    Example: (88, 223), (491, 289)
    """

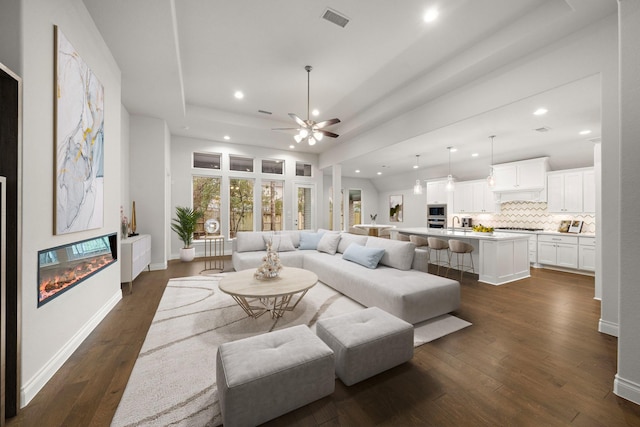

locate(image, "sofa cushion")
(365, 237), (415, 271)
(342, 244), (385, 269)
(263, 234), (295, 252)
(316, 233), (341, 255)
(337, 232), (368, 254)
(236, 231), (268, 252)
(298, 231), (325, 250)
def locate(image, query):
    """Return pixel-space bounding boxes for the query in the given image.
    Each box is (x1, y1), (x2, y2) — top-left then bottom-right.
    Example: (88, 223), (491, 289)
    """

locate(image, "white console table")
(120, 234), (151, 293)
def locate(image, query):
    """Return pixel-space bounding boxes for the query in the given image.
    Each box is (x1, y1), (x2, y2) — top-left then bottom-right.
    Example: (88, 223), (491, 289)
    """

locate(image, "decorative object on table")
(389, 195), (403, 222)
(568, 220), (583, 234)
(472, 224), (494, 235)
(171, 206), (204, 262)
(54, 25), (104, 235)
(204, 218), (220, 235)
(128, 201), (138, 237)
(120, 206), (128, 239)
(370, 213), (377, 225)
(254, 240), (283, 280)
(558, 220), (571, 233)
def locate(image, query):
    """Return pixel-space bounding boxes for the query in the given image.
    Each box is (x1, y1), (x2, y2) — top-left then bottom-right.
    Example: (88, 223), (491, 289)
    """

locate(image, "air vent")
(322, 8), (349, 28)
(258, 109), (272, 115)
(534, 126), (551, 132)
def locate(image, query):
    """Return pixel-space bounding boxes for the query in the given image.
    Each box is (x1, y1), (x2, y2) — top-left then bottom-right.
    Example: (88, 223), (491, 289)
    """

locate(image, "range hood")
(491, 157), (549, 203)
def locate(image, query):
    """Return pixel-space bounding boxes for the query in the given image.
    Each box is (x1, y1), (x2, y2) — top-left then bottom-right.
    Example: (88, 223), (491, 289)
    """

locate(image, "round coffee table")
(219, 267), (318, 330)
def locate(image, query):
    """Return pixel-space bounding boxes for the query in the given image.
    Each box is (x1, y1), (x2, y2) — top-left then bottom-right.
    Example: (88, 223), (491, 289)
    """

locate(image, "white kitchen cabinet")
(583, 169), (596, 213)
(121, 234), (151, 293)
(537, 234), (578, 269)
(473, 181), (496, 213)
(453, 181), (473, 213)
(426, 180), (448, 205)
(492, 157), (549, 193)
(547, 170), (584, 213)
(578, 236), (596, 271)
(452, 180), (496, 213)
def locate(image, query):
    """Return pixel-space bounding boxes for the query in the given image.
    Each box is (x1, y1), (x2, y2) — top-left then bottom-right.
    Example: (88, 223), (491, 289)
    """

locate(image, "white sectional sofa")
(231, 230), (460, 325)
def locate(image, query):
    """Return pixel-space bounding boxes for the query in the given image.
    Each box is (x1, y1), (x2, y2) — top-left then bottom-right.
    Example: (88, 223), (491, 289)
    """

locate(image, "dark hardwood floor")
(8, 259), (640, 426)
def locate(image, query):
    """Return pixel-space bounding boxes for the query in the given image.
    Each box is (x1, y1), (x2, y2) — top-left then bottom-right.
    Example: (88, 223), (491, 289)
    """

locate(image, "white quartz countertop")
(496, 229), (596, 237)
(395, 227), (531, 241)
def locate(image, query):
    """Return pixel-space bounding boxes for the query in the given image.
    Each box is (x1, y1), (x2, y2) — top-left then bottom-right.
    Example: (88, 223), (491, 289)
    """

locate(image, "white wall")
(120, 106), (130, 215)
(377, 188), (427, 229)
(170, 135), (321, 258)
(0, 0), (21, 74)
(18, 0), (122, 406)
(615, 0), (640, 405)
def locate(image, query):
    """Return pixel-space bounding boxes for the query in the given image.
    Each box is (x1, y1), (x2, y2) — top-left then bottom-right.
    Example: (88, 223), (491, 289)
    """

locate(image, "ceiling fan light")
(294, 134), (303, 143)
(413, 179), (423, 195)
(299, 129), (308, 138)
(308, 136), (317, 146)
(313, 131), (323, 141)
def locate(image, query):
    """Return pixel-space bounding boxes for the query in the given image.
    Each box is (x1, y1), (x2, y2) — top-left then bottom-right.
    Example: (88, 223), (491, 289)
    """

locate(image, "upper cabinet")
(452, 180), (496, 213)
(491, 158), (549, 193)
(547, 167), (594, 213)
(426, 180), (448, 205)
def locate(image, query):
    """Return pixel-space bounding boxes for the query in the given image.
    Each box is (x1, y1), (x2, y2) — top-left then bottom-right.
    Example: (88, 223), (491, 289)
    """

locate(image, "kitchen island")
(395, 227), (531, 285)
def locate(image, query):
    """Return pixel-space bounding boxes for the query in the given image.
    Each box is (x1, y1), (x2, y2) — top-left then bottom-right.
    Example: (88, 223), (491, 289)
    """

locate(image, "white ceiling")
(83, 0), (615, 180)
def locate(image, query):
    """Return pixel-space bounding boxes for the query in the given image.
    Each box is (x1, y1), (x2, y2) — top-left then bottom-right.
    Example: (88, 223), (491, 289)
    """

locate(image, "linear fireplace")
(37, 233), (117, 307)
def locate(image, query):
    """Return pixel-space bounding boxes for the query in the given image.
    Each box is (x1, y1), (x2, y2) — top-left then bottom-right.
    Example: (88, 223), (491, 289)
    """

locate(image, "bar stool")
(447, 239), (475, 280)
(409, 235), (430, 272)
(395, 232), (410, 241)
(427, 237), (450, 275)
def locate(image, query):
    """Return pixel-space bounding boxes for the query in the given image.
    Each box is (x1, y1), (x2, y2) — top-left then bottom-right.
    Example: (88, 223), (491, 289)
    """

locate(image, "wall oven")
(427, 204), (447, 229)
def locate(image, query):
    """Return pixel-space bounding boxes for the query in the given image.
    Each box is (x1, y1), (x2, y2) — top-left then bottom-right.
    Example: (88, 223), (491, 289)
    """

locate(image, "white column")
(331, 164), (342, 231)
(614, 0), (640, 405)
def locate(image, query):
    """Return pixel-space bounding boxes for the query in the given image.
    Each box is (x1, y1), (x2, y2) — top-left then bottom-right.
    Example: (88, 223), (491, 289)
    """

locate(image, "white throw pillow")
(262, 234), (295, 252)
(365, 237), (416, 270)
(337, 232), (368, 253)
(316, 232), (342, 255)
(235, 232), (267, 252)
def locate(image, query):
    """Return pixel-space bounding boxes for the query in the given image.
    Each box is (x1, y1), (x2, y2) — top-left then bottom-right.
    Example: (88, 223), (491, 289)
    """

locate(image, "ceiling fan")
(273, 65), (340, 145)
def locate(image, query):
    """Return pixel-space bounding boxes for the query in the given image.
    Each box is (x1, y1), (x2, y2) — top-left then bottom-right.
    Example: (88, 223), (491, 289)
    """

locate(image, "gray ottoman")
(316, 307), (414, 386)
(216, 325), (335, 427)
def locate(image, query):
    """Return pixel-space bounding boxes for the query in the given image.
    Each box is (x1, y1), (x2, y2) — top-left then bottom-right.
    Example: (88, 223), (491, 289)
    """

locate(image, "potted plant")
(171, 206), (203, 262)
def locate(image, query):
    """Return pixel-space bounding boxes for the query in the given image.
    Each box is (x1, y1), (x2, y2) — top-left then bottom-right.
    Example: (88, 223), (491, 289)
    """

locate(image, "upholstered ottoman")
(316, 307), (414, 386)
(216, 325), (335, 427)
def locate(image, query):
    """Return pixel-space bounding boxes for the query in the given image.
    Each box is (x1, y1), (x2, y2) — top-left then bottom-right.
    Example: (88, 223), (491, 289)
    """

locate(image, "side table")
(202, 234), (225, 272)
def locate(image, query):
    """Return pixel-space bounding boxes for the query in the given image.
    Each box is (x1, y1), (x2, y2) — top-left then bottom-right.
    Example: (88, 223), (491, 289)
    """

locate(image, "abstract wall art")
(389, 194), (403, 222)
(54, 26), (104, 235)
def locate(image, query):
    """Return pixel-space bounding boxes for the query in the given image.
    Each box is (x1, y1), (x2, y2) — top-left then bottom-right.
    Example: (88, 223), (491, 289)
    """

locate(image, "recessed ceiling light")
(377, 172), (382, 175)
(534, 107), (548, 116)
(472, 153), (479, 157)
(182, 125), (190, 130)
(450, 147), (458, 153)
(413, 164), (419, 169)
(579, 129), (592, 135)
(312, 109), (319, 116)
(223, 135), (230, 140)
(423, 7), (439, 23)
(289, 145), (295, 149)
(355, 169), (360, 173)
(234, 91), (244, 99)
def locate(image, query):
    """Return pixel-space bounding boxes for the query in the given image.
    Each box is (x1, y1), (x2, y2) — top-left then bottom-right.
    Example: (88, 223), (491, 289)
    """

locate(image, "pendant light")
(413, 155), (423, 195)
(446, 146), (455, 192)
(487, 135), (496, 188)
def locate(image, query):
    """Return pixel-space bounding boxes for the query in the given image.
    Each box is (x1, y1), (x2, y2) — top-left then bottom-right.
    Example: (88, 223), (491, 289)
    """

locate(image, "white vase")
(180, 247), (196, 262)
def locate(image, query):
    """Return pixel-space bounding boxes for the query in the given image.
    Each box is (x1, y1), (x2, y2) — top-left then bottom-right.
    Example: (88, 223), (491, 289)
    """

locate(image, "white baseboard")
(615, 374), (640, 405)
(20, 290), (122, 407)
(599, 318), (619, 337)
(150, 262), (167, 271)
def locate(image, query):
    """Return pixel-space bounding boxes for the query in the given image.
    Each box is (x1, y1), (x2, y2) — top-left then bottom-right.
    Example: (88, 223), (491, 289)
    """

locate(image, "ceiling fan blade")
(315, 118), (340, 129)
(318, 129), (339, 138)
(288, 113), (307, 128)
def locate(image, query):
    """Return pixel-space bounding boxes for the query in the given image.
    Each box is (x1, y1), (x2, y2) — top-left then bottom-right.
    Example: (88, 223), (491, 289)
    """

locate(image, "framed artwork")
(568, 220), (583, 234)
(389, 195), (403, 222)
(54, 25), (105, 235)
(558, 220), (571, 233)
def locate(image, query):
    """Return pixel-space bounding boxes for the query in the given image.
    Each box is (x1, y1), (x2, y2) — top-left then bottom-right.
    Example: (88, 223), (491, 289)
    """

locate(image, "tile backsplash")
(455, 201), (596, 233)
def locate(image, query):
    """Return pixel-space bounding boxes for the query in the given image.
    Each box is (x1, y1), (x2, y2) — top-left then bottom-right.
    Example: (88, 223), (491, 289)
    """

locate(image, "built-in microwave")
(428, 204), (446, 217)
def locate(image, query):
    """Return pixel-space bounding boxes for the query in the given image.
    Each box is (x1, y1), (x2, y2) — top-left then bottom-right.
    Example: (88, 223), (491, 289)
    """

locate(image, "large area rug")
(111, 274), (471, 427)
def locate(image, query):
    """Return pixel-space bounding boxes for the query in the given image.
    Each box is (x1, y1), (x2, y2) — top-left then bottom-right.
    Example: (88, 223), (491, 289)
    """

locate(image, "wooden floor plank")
(8, 260), (640, 426)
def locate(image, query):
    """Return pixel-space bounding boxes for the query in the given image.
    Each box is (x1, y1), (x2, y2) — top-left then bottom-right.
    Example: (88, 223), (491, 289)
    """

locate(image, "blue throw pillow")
(342, 243), (385, 269)
(298, 231), (325, 250)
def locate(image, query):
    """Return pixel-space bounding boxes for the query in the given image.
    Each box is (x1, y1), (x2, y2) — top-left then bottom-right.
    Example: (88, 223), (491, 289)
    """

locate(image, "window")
(229, 178), (254, 238)
(262, 159), (284, 175)
(230, 155), (254, 172)
(261, 180), (284, 231)
(193, 176), (221, 239)
(193, 152), (221, 170)
(295, 161), (312, 177)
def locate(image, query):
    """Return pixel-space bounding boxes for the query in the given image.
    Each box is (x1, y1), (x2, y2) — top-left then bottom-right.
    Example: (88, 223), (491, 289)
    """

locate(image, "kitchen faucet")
(451, 215), (460, 231)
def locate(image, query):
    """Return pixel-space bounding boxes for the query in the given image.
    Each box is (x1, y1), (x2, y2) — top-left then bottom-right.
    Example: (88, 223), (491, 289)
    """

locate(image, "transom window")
(262, 159), (284, 175)
(193, 152), (221, 170)
(230, 155), (254, 172)
(296, 161), (312, 177)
